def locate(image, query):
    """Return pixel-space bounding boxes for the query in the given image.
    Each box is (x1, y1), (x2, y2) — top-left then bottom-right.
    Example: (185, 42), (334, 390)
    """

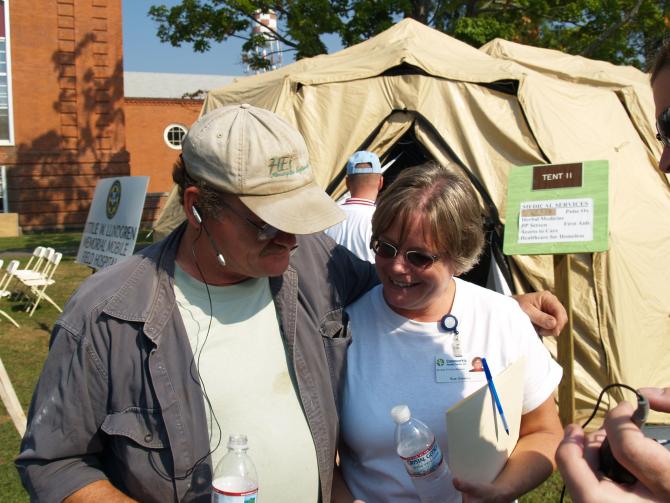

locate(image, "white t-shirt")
(324, 197), (376, 262)
(174, 266), (319, 503)
(339, 278), (563, 503)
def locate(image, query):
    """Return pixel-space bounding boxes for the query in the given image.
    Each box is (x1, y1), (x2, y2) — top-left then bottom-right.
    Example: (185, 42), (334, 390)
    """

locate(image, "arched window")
(163, 124), (188, 150)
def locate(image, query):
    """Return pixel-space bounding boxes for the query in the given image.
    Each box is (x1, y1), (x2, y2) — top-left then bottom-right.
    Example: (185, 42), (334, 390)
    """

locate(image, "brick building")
(0, 1), (233, 233)
(124, 72), (231, 223)
(0, 0), (126, 232)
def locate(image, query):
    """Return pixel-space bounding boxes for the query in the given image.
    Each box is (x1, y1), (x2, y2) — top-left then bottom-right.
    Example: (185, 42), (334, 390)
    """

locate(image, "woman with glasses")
(336, 162), (563, 503)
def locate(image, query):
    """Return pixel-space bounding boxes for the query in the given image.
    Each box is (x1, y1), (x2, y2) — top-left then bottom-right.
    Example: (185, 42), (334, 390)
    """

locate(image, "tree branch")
(580, 0), (644, 57)
(428, 0), (443, 26)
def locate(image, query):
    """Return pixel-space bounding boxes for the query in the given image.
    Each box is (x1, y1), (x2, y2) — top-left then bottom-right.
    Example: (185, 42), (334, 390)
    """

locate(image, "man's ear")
(183, 186), (201, 226)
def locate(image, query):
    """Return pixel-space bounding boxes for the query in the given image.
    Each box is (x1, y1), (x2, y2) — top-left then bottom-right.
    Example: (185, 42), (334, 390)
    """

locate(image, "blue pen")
(482, 358), (510, 435)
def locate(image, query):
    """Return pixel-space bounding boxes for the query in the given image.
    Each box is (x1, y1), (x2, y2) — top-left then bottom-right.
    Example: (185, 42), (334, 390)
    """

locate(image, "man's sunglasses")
(370, 238), (440, 269)
(656, 106), (670, 148)
(219, 201), (280, 241)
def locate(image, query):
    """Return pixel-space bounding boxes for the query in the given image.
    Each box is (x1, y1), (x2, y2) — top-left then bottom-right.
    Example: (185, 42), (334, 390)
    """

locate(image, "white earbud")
(192, 204), (226, 267)
(192, 205), (203, 224)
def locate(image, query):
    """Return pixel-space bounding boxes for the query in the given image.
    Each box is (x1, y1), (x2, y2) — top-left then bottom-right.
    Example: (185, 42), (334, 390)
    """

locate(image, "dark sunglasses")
(370, 238), (440, 269)
(219, 201), (280, 241)
(656, 106), (670, 148)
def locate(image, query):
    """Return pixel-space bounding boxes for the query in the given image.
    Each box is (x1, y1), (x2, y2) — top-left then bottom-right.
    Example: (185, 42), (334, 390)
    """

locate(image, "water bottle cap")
(227, 434), (249, 449)
(390, 404), (411, 424)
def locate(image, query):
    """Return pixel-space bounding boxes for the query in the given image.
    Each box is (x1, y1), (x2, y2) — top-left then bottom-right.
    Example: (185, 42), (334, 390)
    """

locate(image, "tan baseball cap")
(182, 103), (344, 234)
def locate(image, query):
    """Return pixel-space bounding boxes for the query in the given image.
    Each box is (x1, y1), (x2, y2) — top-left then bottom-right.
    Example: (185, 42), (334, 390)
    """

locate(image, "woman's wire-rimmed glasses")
(370, 238), (441, 269)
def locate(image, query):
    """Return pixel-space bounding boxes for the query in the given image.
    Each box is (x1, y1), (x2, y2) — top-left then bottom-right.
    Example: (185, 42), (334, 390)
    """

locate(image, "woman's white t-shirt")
(339, 278), (563, 503)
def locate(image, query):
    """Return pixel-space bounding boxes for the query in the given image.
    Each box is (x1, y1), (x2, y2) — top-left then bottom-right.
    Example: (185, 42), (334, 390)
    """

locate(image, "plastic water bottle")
(390, 404), (458, 503)
(212, 434), (259, 503)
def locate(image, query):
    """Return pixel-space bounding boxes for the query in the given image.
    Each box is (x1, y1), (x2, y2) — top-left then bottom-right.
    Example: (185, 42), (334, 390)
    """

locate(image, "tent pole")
(554, 254), (575, 425)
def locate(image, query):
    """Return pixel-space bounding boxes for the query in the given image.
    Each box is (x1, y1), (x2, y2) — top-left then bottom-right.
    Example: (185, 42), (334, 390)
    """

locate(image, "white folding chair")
(15, 247), (53, 282)
(8, 247), (53, 295)
(20, 246), (43, 272)
(0, 259), (20, 327)
(24, 252), (63, 317)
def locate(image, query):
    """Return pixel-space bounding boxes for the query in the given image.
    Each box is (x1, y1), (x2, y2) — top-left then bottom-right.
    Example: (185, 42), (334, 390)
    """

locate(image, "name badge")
(435, 355), (487, 384)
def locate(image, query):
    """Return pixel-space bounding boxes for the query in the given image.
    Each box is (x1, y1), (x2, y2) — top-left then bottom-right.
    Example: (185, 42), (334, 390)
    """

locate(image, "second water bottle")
(390, 404), (459, 503)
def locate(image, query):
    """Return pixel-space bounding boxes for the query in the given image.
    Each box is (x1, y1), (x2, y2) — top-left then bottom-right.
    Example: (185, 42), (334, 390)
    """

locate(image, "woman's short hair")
(372, 161), (484, 275)
(172, 155), (225, 219)
(651, 38), (670, 84)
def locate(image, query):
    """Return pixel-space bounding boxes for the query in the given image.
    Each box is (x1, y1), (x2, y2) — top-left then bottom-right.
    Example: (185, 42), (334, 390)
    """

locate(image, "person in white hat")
(17, 104), (567, 503)
(325, 151), (383, 262)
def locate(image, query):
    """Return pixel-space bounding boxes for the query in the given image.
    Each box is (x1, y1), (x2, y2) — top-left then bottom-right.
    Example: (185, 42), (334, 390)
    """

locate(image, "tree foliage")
(148, 0), (670, 71)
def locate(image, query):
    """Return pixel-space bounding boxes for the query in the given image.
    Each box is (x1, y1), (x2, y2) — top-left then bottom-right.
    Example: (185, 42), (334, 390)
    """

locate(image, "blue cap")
(346, 151), (381, 175)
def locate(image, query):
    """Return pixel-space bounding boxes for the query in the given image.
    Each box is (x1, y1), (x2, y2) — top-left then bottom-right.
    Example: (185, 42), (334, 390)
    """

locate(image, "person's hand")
(557, 400), (670, 502)
(639, 387), (670, 413)
(557, 423), (661, 502)
(452, 477), (509, 503)
(603, 398), (670, 500)
(512, 290), (567, 337)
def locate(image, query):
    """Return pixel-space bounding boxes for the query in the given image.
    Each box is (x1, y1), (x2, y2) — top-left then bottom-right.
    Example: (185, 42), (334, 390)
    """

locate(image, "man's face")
(653, 67), (670, 173)
(206, 196), (297, 281)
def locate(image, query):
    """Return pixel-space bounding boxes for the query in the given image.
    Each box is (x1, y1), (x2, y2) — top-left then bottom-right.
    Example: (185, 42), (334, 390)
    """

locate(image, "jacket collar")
(103, 223), (185, 344)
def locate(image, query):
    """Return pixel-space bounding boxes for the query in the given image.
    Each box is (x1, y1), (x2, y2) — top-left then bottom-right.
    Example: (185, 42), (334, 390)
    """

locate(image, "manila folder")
(445, 357), (526, 483)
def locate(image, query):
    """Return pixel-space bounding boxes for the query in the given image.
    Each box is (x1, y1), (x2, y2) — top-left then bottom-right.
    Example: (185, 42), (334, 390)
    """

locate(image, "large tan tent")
(155, 18), (670, 423)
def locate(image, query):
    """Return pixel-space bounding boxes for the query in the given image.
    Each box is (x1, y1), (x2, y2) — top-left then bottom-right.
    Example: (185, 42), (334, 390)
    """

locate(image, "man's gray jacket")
(16, 224), (377, 502)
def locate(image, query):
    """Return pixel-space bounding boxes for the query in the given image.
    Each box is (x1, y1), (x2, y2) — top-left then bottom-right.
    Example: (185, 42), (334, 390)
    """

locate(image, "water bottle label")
(212, 488), (258, 503)
(400, 440), (444, 478)
(212, 476), (258, 503)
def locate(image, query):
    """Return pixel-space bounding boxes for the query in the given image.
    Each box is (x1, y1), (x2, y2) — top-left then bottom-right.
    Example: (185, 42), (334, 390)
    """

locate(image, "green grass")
(521, 471), (571, 503)
(0, 232), (572, 502)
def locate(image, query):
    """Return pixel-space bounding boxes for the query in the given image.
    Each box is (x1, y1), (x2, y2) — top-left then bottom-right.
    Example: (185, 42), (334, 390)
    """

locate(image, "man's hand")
(557, 393), (670, 503)
(513, 291), (567, 337)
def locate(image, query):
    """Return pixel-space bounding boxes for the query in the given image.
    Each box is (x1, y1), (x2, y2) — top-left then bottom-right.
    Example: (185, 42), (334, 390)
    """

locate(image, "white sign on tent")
(76, 176), (149, 270)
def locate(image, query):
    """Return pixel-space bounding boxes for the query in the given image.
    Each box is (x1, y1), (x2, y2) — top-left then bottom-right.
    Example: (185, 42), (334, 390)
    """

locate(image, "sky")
(122, 1), (247, 76)
(122, 1), (343, 77)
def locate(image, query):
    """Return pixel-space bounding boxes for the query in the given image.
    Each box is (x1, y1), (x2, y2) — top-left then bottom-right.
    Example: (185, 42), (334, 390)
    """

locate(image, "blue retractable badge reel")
(441, 314), (458, 333)
(441, 314), (462, 356)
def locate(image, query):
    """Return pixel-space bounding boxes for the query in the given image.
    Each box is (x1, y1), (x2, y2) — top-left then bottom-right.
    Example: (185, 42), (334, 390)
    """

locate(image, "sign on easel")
(76, 176), (149, 271)
(504, 161), (608, 255)
(504, 160), (609, 425)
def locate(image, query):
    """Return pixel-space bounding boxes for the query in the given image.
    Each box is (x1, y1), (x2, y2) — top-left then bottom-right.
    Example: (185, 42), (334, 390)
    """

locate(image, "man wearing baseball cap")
(17, 104), (567, 502)
(325, 151), (383, 262)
